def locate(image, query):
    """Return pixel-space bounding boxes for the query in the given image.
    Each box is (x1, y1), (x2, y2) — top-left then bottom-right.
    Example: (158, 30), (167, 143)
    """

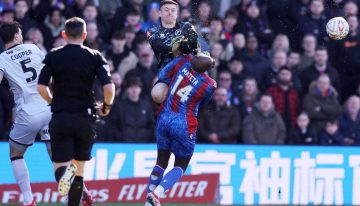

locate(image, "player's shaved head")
(64, 17), (86, 39)
(0, 21), (21, 44)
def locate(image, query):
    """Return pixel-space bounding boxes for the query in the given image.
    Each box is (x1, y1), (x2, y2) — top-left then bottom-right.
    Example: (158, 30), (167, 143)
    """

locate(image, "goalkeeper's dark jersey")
(146, 21), (198, 70)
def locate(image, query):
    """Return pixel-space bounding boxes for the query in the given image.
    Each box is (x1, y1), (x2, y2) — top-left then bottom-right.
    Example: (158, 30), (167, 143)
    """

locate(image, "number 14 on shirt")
(170, 75), (193, 103)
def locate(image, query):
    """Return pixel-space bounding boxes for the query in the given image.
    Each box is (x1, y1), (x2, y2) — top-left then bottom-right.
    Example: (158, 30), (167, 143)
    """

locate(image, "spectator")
(198, 87), (241, 144)
(302, 74), (342, 134)
(179, 6), (191, 21)
(266, 0), (293, 36)
(218, 70), (242, 107)
(123, 9), (142, 33)
(205, 16), (225, 46)
(265, 51), (302, 91)
(98, 0), (121, 20)
(242, 94), (286, 144)
(82, 3), (109, 40)
(124, 40), (156, 97)
(287, 51), (301, 72)
(298, 34), (317, 73)
(66, 0), (88, 18)
(325, 0), (345, 18)
(111, 0), (145, 33)
(141, 2), (160, 32)
(25, 27), (47, 53)
(14, 0), (37, 35)
(238, 2), (273, 55)
(235, 0), (259, 20)
(338, 95), (360, 145)
(105, 31), (138, 78)
(300, 46), (340, 95)
(240, 34), (270, 88)
(52, 36), (67, 48)
(1, 9), (15, 23)
(40, 7), (66, 50)
(105, 78), (155, 142)
(222, 9), (239, 41)
(319, 119), (346, 145)
(84, 21), (106, 51)
(329, 15), (360, 101)
(269, 34), (290, 57)
(178, 0), (191, 8)
(267, 67), (301, 129)
(299, 0), (328, 45)
(123, 27), (137, 50)
(290, 0), (311, 50)
(288, 112), (318, 144)
(231, 32), (246, 55)
(208, 42), (227, 78)
(0, 0), (14, 12)
(344, 0), (358, 16)
(30, 0), (65, 23)
(238, 77), (260, 117)
(228, 56), (246, 93)
(194, 0), (212, 35)
(264, 50), (288, 88)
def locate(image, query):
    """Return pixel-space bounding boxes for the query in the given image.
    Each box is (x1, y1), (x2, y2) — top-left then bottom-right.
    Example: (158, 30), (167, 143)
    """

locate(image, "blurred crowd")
(1, 0), (360, 146)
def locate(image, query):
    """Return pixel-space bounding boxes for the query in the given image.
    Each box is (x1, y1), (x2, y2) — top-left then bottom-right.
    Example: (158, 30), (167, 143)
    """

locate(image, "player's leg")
(148, 150), (171, 193)
(153, 156), (191, 197)
(9, 142), (35, 205)
(151, 82), (168, 104)
(9, 113), (44, 206)
(147, 118), (172, 193)
(152, 124), (195, 198)
(146, 118), (172, 206)
(39, 110), (52, 160)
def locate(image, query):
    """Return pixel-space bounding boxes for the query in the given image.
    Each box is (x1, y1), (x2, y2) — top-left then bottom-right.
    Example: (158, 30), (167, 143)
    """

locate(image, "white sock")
(153, 185), (165, 197)
(11, 158), (33, 204)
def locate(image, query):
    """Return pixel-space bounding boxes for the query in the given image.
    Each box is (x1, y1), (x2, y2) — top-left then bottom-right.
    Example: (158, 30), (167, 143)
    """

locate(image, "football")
(326, 17), (349, 40)
(191, 53), (215, 73)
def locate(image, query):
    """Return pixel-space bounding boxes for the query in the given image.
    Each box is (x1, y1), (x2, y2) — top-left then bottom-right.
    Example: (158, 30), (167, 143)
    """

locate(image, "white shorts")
(9, 109), (51, 146)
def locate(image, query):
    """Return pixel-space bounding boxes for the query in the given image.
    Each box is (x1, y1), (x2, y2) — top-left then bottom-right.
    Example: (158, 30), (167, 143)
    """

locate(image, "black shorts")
(50, 111), (96, 162)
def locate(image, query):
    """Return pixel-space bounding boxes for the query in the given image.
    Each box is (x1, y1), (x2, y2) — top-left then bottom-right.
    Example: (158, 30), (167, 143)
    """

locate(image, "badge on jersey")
(175, 29), (182, 36)
(102, 64), (111, 76)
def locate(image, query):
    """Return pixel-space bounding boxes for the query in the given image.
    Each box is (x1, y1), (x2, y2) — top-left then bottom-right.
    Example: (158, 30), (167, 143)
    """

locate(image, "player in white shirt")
(0, 21), (51, 206)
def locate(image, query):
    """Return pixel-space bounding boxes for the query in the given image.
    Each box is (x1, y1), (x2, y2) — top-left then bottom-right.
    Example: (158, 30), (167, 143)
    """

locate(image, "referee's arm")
(96, 62), (115, 116)
(37, 64), (53, 105)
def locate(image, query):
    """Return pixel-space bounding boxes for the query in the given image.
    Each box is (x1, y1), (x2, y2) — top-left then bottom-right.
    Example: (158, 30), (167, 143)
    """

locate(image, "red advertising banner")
(0, 173), (219, 204)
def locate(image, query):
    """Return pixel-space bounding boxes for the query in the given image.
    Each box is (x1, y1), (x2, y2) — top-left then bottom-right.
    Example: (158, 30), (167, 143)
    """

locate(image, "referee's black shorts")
(49, 110), (96, 162)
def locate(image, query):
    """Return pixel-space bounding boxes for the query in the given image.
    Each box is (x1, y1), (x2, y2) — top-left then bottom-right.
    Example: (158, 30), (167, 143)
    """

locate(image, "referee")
(37, 17), (115, 206)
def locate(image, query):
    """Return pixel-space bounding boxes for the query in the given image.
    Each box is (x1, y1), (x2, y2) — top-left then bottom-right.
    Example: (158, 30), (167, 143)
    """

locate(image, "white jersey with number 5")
(0, 43), (48, 115)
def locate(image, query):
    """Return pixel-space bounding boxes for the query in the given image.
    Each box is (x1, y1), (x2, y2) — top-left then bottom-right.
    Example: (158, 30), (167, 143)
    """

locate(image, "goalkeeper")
(147, 0), (199, 103)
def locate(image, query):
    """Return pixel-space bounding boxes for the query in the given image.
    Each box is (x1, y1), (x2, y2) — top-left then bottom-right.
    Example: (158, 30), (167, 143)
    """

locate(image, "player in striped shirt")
(145, 53), (216, 206)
